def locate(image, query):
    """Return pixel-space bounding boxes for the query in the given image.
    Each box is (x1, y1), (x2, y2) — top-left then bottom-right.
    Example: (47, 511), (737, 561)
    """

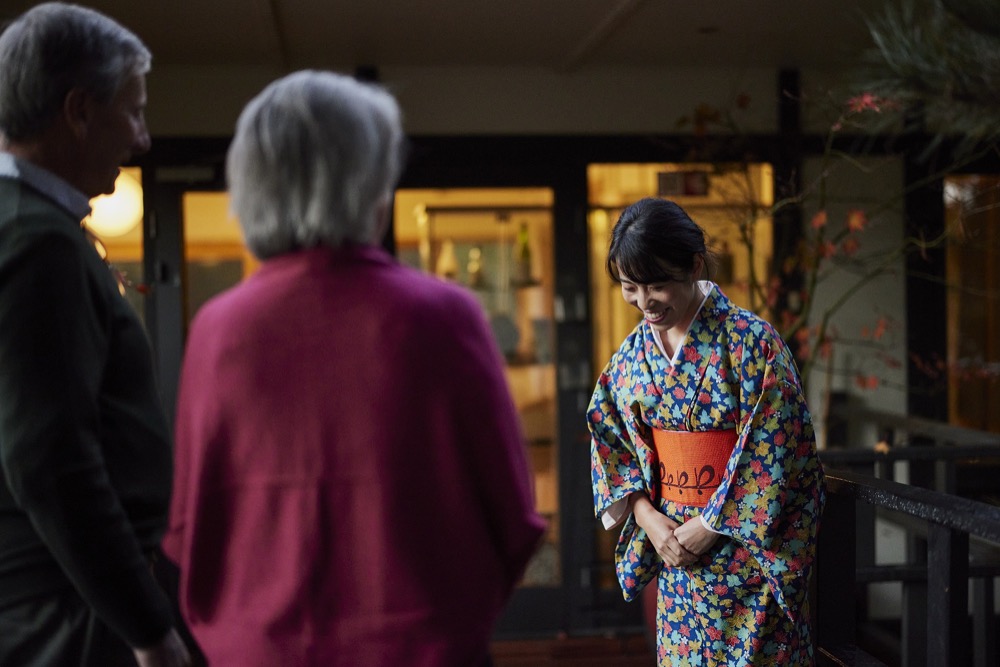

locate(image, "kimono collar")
(649, 280), (716, 362)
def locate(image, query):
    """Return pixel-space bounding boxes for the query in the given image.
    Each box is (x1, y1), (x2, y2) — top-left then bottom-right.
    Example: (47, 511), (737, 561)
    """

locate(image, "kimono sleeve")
(588, 367), (662, 601)
(698, 333), (825, 622)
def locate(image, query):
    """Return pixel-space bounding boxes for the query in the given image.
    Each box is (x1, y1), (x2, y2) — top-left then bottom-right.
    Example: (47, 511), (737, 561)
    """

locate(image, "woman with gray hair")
(226, 69), (405, 257)
(163, 70), (545, 666)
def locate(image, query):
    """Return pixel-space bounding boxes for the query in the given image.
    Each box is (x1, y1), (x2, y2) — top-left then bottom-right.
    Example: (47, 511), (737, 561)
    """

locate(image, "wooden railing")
(824, 408), (1000, 497)
(815, 412), (1000, 667)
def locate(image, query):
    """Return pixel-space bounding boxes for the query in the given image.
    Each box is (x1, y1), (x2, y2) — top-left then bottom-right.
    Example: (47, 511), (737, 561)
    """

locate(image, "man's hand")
(133, 628), (192, 667)
(629, 493), (697, 567)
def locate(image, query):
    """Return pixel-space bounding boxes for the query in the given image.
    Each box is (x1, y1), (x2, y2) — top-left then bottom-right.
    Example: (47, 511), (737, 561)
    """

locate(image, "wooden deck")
(492, 634), (655, 666)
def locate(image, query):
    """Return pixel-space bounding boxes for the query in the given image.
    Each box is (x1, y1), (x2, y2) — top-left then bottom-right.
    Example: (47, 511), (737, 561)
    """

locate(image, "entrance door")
(146, 172), (574, 636)
(393, 187), (565, 634)
(143, 162), (233, 422)
(143, 141), (706, 641)
(585, 160), (775, 620)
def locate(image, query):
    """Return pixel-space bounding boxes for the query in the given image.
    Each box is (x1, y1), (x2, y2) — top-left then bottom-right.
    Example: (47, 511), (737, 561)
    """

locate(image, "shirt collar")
(0, 152), (92, 221)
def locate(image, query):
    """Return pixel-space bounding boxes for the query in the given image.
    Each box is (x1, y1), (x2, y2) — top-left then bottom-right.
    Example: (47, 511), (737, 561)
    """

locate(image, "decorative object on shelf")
(435, 238), (458, 281)
(414, 203), (432, 272)
(514, 221), (533, 285)
(491, 212), (521, 360)
(466, 245), (484, 289)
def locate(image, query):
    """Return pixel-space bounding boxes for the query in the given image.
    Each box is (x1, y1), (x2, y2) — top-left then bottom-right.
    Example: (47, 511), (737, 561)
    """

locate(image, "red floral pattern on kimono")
(589, 283), (825, 666)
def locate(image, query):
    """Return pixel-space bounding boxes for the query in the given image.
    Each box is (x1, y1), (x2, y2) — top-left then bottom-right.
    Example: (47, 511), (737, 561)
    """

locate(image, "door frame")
(136, 133), (804, 639)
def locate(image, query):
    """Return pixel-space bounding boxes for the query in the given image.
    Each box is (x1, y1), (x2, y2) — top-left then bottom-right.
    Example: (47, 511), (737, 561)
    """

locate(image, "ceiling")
(0, 0), (886, 73)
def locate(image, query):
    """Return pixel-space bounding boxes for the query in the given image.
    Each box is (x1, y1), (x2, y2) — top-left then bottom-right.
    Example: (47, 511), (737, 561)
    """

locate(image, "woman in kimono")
(588, 197), (825, 666)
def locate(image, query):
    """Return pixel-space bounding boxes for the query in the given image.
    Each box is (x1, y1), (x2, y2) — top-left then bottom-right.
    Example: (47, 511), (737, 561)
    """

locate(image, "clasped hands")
(629, 492), (718, 567)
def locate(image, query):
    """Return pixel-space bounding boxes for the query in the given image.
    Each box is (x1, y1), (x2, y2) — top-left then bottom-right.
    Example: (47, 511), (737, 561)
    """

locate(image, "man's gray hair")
(226, 70), (405, 258)
(0, 2), (151, 141)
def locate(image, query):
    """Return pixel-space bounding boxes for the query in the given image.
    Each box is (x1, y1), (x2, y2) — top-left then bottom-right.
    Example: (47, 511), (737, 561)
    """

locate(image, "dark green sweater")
(0, 176), (175, 647)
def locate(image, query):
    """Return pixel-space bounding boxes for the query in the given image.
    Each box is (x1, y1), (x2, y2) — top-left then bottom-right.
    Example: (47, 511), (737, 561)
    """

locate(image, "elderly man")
(0, 4), (190, 666)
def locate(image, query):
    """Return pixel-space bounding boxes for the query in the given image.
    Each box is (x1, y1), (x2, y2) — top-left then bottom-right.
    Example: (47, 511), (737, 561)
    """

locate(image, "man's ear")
(62, 87), (92, 140)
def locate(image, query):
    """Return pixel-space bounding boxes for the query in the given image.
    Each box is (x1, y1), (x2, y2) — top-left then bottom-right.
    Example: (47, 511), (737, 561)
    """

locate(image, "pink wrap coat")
(164, 244), (545, 667)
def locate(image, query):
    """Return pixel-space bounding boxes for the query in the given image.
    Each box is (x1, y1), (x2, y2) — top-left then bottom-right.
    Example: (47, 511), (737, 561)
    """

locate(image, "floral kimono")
(589, 282), (825, 667)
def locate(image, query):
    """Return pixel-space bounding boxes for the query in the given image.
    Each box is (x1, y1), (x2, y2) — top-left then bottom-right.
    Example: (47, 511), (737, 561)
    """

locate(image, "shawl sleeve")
(588, 363), (663, 601)
(699, 327), (825, 622)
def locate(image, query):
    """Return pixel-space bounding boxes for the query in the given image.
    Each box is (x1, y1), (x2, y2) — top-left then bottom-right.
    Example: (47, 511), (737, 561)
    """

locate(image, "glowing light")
(87, 169), (143, 237)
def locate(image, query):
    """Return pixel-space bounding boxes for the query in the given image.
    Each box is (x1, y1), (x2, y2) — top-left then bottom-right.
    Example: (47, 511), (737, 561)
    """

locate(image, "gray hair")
(227, 70), (405, 258)
(0, 2), (151, 141)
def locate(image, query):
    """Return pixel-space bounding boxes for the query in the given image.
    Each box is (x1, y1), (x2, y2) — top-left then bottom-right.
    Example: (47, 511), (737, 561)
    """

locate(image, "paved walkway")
(492, 633), (655, 666)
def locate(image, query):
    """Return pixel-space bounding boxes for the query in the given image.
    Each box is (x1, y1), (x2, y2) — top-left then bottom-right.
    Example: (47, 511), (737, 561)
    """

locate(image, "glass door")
(586, 162), (775, 597)
(393, 187), (564, 628)
(180, 191), (256, 328)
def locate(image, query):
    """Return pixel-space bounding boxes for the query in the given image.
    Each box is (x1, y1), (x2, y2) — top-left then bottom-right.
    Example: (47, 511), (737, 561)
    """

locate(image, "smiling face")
(618, 252), (704, 335)
(76, 72), (151, 198)
(620, 274), (702, 335)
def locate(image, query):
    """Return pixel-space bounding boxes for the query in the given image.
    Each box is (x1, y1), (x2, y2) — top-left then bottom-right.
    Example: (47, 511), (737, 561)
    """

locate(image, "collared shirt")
(0, 152), (91, 221)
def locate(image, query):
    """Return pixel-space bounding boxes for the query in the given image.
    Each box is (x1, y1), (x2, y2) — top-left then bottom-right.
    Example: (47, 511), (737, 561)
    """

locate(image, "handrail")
(824, 470), (1000, 541)
(816, 470), (1000, 667)
(821, 443), (1000, 464)
(819, 430), (1000, 499)
(827, 407), (1000, 447)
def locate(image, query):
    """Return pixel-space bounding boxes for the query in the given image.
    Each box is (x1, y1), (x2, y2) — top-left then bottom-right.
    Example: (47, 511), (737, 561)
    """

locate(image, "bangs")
(607, 247), (687, 284)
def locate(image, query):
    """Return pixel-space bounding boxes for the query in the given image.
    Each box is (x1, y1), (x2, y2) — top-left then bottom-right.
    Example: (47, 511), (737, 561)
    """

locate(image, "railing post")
(902, 536), (927, 667)
(908, 435), (935, 489)
(927, 524), (970, 667)
(935, 457), (957, 494)
(855, 502), (876, 623)
(816, 489), (856, 651)
(972, 577), (996, 667)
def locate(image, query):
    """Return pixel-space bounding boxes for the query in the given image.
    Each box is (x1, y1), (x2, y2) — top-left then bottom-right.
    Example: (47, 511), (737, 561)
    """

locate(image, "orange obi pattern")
(652, 429), (737, 507)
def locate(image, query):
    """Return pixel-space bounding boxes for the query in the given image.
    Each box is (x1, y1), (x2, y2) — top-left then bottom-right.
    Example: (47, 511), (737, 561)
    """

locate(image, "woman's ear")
(692, 253), (706, 281)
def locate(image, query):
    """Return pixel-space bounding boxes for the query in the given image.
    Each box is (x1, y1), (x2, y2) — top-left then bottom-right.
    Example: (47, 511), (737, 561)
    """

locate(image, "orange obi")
(652, 429), (737, 507)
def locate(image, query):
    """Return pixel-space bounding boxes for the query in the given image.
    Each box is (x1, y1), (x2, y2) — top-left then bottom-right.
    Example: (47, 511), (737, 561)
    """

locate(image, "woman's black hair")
(605, 197), (712, 284)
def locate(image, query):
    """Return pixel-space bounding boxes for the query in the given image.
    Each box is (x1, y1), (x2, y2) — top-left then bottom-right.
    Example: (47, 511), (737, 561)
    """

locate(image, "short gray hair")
(0, 2), (151, 141)
(227, 70), (405, 258)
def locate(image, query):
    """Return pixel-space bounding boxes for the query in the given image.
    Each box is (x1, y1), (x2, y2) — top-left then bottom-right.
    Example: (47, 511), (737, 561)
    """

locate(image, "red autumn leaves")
(810, 207), (869, 258)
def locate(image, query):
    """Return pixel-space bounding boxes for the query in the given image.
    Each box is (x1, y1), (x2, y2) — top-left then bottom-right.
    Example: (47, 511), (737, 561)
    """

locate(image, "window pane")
(586, 162), (774, 589)
(944, 175), (1000, 433)
(394, 188), (561, 587)
(182, 192), (257, 327)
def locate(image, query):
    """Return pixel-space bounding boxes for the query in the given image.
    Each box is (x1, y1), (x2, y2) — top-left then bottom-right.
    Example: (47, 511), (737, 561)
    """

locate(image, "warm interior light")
(87, 169), (143, 237)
